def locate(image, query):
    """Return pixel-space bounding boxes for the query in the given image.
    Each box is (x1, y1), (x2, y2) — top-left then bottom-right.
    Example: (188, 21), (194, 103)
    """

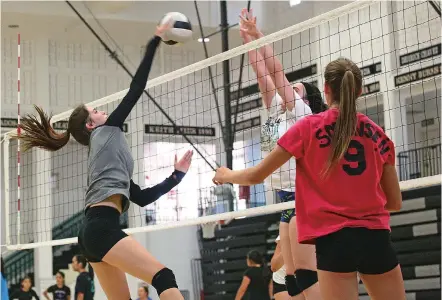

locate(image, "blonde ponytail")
(322, 58), (362, 177)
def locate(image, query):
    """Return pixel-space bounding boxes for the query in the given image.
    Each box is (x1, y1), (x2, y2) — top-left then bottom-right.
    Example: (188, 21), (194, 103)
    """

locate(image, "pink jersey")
(277, 108), (395, 244)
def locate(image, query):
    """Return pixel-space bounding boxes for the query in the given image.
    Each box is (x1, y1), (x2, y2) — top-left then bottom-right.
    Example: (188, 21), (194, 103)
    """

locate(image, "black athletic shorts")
(78, 206), (128, 263)
(315, 227), (398, 274)
(272, 280), (287, 294)
(278, 191), (295, 223)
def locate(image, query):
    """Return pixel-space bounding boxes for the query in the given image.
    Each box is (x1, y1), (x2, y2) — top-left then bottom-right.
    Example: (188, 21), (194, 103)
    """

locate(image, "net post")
(3, 136), (11, 246)
(220, 0), (235, 212)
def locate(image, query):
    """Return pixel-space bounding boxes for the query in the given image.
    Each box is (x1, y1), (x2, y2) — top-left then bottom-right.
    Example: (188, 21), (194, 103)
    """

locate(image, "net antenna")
(65, 1), (218, 172)
(16, 32), (21, 246)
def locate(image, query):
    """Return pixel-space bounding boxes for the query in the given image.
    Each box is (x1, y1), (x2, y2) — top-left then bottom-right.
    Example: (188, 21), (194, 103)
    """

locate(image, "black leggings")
(78, 206), (128, 263)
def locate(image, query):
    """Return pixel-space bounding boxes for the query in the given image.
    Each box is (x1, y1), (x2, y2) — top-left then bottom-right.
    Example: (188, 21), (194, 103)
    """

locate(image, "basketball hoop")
(201, 222), (218, 239)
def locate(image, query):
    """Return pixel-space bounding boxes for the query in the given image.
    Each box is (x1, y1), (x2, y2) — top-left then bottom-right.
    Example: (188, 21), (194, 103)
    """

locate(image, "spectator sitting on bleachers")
(10, 276), (39, 300)
(136, 285), (152, 300)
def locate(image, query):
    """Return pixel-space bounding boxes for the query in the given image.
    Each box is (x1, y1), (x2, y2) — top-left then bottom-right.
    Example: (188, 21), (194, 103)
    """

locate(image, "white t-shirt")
(260, 93), (312, 191)
(273, 235), (286, 284)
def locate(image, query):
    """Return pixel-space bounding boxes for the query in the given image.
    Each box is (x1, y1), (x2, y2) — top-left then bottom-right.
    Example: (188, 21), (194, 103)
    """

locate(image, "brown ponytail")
(323, 58), (362, 176)
(12, 104), (92, 152)
(12, 105), (70, 152)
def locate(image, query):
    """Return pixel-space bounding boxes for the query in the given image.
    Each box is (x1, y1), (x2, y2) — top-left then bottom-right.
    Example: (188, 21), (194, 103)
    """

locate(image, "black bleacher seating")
(199, 184), (441, 300)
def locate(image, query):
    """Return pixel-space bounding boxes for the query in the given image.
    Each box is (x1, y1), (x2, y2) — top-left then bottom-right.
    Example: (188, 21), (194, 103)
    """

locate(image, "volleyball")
(159, 12), (193, 45)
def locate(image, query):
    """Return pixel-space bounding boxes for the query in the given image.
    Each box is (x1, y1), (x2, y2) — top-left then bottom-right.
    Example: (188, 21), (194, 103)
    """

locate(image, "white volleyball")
(159, 12), (193, 45)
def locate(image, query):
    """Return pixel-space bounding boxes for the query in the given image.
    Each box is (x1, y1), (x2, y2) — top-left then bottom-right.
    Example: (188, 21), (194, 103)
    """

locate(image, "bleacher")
(199, 214), (279, 300)
(199, 184), (441, 300)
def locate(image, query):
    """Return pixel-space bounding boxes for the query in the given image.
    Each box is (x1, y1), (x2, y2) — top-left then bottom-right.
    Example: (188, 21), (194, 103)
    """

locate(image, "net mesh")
(3, 0), (441, 249)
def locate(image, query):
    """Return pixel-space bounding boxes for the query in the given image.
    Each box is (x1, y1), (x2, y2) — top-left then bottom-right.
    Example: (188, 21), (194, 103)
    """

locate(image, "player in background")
(43, 271), (71, 300)
(271, 236), (304, 300)
(213, 57), (405, 300)
(235, 250), (272, 300)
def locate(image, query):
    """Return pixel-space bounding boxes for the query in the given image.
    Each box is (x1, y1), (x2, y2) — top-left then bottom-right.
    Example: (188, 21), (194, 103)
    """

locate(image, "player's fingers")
(188, 150), (194, 160)
(184, 150), (192, 160)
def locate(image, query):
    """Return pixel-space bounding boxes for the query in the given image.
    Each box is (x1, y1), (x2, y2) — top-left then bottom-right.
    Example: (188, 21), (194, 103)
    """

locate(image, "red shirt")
(277, 108), (395, 244)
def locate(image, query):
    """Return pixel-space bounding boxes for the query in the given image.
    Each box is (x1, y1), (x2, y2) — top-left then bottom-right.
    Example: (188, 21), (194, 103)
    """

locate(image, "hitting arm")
(105, 36), (161, 129)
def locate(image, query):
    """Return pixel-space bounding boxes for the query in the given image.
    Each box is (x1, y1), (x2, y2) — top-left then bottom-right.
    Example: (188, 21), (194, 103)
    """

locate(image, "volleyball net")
(2, 0), (441, 250)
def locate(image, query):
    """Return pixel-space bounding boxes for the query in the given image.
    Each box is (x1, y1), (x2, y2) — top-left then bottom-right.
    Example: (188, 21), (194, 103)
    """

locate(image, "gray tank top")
(83, 36), (161, 213)
(85, 126), (133, 213)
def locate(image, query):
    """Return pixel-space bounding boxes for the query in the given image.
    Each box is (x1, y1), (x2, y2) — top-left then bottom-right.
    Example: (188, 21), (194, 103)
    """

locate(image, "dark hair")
(323, 57), (362, 176)
(21, 276), (32, 285)
(74, 254), (88, 269)
(300, 82), (328, 114)
(247, 250), (270, 278)
(56, 271), (65, 279)
(141, 286), (149, 295)
(12, 104), (91, 152)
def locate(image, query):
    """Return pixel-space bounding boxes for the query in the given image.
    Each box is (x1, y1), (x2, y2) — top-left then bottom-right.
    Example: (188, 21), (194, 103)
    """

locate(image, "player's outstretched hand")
(155, 16), (173, 39)
(239, 8), (259, 39)
(212, 166), (231, 185)
(174, 150), (193, 173)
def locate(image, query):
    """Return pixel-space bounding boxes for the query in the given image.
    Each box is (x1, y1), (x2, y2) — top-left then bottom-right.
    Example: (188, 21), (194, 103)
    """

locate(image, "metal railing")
(398, 144), (441, 181)
(191, 259), (203, 300)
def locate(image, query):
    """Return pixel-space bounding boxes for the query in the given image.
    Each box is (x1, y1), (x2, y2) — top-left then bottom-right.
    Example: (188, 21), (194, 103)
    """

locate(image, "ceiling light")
(290, 0), (301, 7)
(198, 38), (210, 43)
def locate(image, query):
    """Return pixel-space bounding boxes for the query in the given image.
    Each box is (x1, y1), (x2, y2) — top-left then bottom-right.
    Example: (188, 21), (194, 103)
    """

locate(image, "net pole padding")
(2, 0), (378, 137)
(17, 32), (21, 246)
(5, 174), (441, 251)
(3, 137), (11, 246)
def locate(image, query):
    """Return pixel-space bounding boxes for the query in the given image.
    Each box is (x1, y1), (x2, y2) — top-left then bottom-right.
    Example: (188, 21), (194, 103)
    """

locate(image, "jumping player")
(239, 8), (326, 299)
(213, 57), (405, 300)
(14, 22), (192, 300)
(271, 236), (304, 300)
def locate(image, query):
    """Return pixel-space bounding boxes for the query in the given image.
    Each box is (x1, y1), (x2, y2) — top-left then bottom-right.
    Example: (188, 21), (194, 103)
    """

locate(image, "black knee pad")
(285, 274), (302, 296)
(151, 268), (178, 295)
(295, 269), (318, 291)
